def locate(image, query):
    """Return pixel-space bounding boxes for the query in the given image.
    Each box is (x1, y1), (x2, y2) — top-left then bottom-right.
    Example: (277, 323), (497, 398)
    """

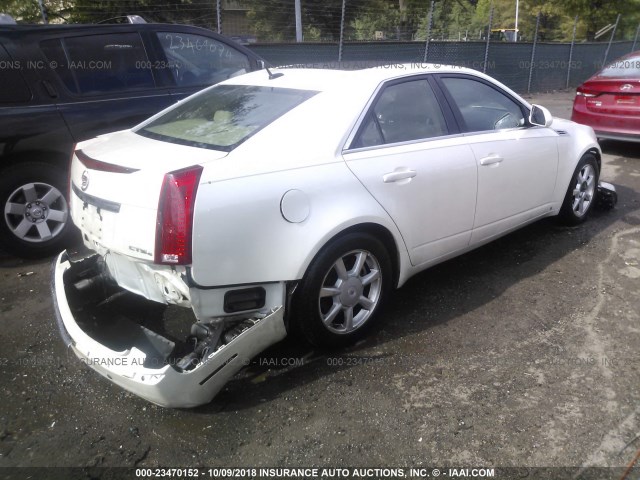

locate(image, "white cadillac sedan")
(53, 64), (604, 407)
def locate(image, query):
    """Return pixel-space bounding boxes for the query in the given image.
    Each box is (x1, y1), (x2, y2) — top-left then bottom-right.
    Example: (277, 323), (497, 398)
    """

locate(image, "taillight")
(576, 87), (598, 98)
(155, 165), (203, 265)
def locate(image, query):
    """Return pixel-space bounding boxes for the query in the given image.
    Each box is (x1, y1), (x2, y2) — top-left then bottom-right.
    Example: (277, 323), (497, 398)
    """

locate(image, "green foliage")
(68, 0), (216, 27)
(242, 0), (350, 42)
(0, 0), (74, 23)
(4, 0), (638, 42)
(415, 0), (476, 41)
(558, 0), (640, 40)
(350, 1), (401, 40)
(0, 0), (40, 22)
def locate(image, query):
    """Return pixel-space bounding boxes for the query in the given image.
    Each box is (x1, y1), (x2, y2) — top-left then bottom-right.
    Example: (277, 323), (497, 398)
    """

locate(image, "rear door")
(39, 30), (174, 142)
(343, 76), (477, 267)
(0, 38), (73, 157)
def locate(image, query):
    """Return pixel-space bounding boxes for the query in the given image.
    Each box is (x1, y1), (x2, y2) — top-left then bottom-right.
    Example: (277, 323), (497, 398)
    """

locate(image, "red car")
(571, 50), (640, 142)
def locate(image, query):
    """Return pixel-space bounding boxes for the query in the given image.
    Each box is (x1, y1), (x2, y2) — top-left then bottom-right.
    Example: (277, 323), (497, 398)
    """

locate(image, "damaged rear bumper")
(51, 250), (287, 408)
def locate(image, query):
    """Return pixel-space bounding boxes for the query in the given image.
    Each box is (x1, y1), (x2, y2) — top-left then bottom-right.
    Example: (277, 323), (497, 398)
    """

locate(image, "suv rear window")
(0, 45), (31, 103)
(40, 33), (154, 95)
(137, 84), (317, 151)
(157, 32), (251, 87)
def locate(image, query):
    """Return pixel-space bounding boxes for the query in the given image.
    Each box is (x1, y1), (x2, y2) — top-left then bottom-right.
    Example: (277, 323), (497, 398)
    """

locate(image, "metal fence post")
(632, 24), (640, 52)
(566, 15), (578, 89)
(527, 12), (540, 94)
(37, 0), (48, 24)
(603, 13), (621, 66)
(295, 0), (303, 42)
(422, 0), (436, 63)
(216, 0), (221, 34)
(338, 0), (346, 61)
(483, 3), (493, 73)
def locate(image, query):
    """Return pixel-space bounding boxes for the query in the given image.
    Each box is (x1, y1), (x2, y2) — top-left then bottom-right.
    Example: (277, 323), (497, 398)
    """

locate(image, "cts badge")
(81, 170), (89, 191)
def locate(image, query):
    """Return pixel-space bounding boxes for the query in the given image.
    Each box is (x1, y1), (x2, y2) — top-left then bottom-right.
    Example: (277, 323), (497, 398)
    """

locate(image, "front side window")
(353, 79), (448, 149)
(41, 33), (154, 95)
(440, 77), (525, 132)
(137, 84), (317, 151)
(157, 32), (251, 87)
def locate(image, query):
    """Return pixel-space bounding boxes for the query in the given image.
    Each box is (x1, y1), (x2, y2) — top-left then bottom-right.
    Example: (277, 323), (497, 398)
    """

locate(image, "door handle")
(480, 154), (503, 166)
(383, 169), (417, 183)
(42, 80), (58, 99)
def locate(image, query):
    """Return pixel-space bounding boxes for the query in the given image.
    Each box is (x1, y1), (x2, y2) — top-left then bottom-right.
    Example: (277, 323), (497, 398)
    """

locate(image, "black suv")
(0, 23), (263, 257)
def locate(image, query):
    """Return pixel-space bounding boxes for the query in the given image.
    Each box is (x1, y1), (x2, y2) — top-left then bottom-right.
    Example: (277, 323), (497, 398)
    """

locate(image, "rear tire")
(292, 232), (392, 348)
(559, 153), (599, 226)
(0, 161), (76, 258)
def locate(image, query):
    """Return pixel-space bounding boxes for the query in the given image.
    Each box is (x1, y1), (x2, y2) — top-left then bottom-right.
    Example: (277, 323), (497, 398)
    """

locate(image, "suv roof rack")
(97, 15), (147, 24)
(0, 13), (17, 24)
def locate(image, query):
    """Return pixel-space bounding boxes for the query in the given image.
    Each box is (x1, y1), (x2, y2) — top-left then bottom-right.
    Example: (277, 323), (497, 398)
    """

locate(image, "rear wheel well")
(290, 225), (397, 347)
(324, 223), (400, 289)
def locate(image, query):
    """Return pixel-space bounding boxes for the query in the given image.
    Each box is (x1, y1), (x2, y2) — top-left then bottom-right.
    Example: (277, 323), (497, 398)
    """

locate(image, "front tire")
(293, 232), (392, 348)
(0, 162), (75, 258)
(559, 153), (599, 225)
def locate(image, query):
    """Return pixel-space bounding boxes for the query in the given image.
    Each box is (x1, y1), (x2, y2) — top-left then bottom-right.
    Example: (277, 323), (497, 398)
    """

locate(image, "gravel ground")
(0, 91), (639, 478)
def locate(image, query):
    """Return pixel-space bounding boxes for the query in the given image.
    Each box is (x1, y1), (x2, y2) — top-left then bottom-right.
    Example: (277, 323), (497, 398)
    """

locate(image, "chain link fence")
(208, 1), (639, 94)
(249, 39), (638, 93)
(11, 0), (640, 94)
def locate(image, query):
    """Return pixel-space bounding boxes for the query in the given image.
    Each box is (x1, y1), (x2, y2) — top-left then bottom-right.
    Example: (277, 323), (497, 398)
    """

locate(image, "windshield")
(137, 84), (318, 151)
(598, 55), (640, 78)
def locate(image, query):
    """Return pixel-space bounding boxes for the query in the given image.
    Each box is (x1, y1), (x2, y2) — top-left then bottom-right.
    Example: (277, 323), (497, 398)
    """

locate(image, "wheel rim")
(571, 164), (596, 218)
(318, 249), (382, 334)
(4, 182), (68, 243)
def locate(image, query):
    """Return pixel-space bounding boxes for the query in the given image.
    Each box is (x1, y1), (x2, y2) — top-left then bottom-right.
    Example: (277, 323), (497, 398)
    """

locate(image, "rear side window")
(353, 79), (448, 148)
(157, 32), (250, 88)
(0, 45), (31, 103)
(137, 84), (317, 151)
(40, 33), (155, 95)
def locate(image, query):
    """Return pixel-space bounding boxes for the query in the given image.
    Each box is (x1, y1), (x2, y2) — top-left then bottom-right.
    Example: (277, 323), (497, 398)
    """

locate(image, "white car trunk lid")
(70, 130), (227, 261)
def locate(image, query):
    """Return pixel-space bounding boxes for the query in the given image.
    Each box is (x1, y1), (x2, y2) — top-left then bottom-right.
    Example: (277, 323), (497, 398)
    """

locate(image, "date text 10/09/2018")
(134, 467), (496, 478)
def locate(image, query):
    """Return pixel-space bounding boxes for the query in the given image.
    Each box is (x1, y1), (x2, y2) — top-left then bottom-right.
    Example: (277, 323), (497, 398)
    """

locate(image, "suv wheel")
(0, 162), (76, 258)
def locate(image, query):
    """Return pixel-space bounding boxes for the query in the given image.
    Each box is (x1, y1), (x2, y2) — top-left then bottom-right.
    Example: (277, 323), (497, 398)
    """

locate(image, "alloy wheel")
(318, 249), (382, 334)
(4, 182), (69, 243)
(571, 164), (596, 218)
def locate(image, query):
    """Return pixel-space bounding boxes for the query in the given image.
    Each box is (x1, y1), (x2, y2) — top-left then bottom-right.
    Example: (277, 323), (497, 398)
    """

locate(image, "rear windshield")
(137, 84), (317, 151)
(599, 55), (640, 78)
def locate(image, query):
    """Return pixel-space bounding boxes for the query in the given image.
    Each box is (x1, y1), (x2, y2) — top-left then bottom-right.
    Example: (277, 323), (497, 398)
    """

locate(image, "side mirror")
(529, 104), (553, 127)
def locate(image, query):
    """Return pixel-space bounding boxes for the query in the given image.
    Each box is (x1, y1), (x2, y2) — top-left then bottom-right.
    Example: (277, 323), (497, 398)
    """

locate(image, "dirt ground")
(1, 91), (639, 478)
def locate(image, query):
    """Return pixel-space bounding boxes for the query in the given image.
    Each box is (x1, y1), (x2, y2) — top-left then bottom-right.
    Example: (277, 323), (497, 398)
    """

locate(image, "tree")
(558, 0), (637, 41)
(68, 0), (216, 27)
(350, 0), (401, 40)
(15, 0), (635, 42)
(0, 0), (74, 23)
(242, 0), (356, 41)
